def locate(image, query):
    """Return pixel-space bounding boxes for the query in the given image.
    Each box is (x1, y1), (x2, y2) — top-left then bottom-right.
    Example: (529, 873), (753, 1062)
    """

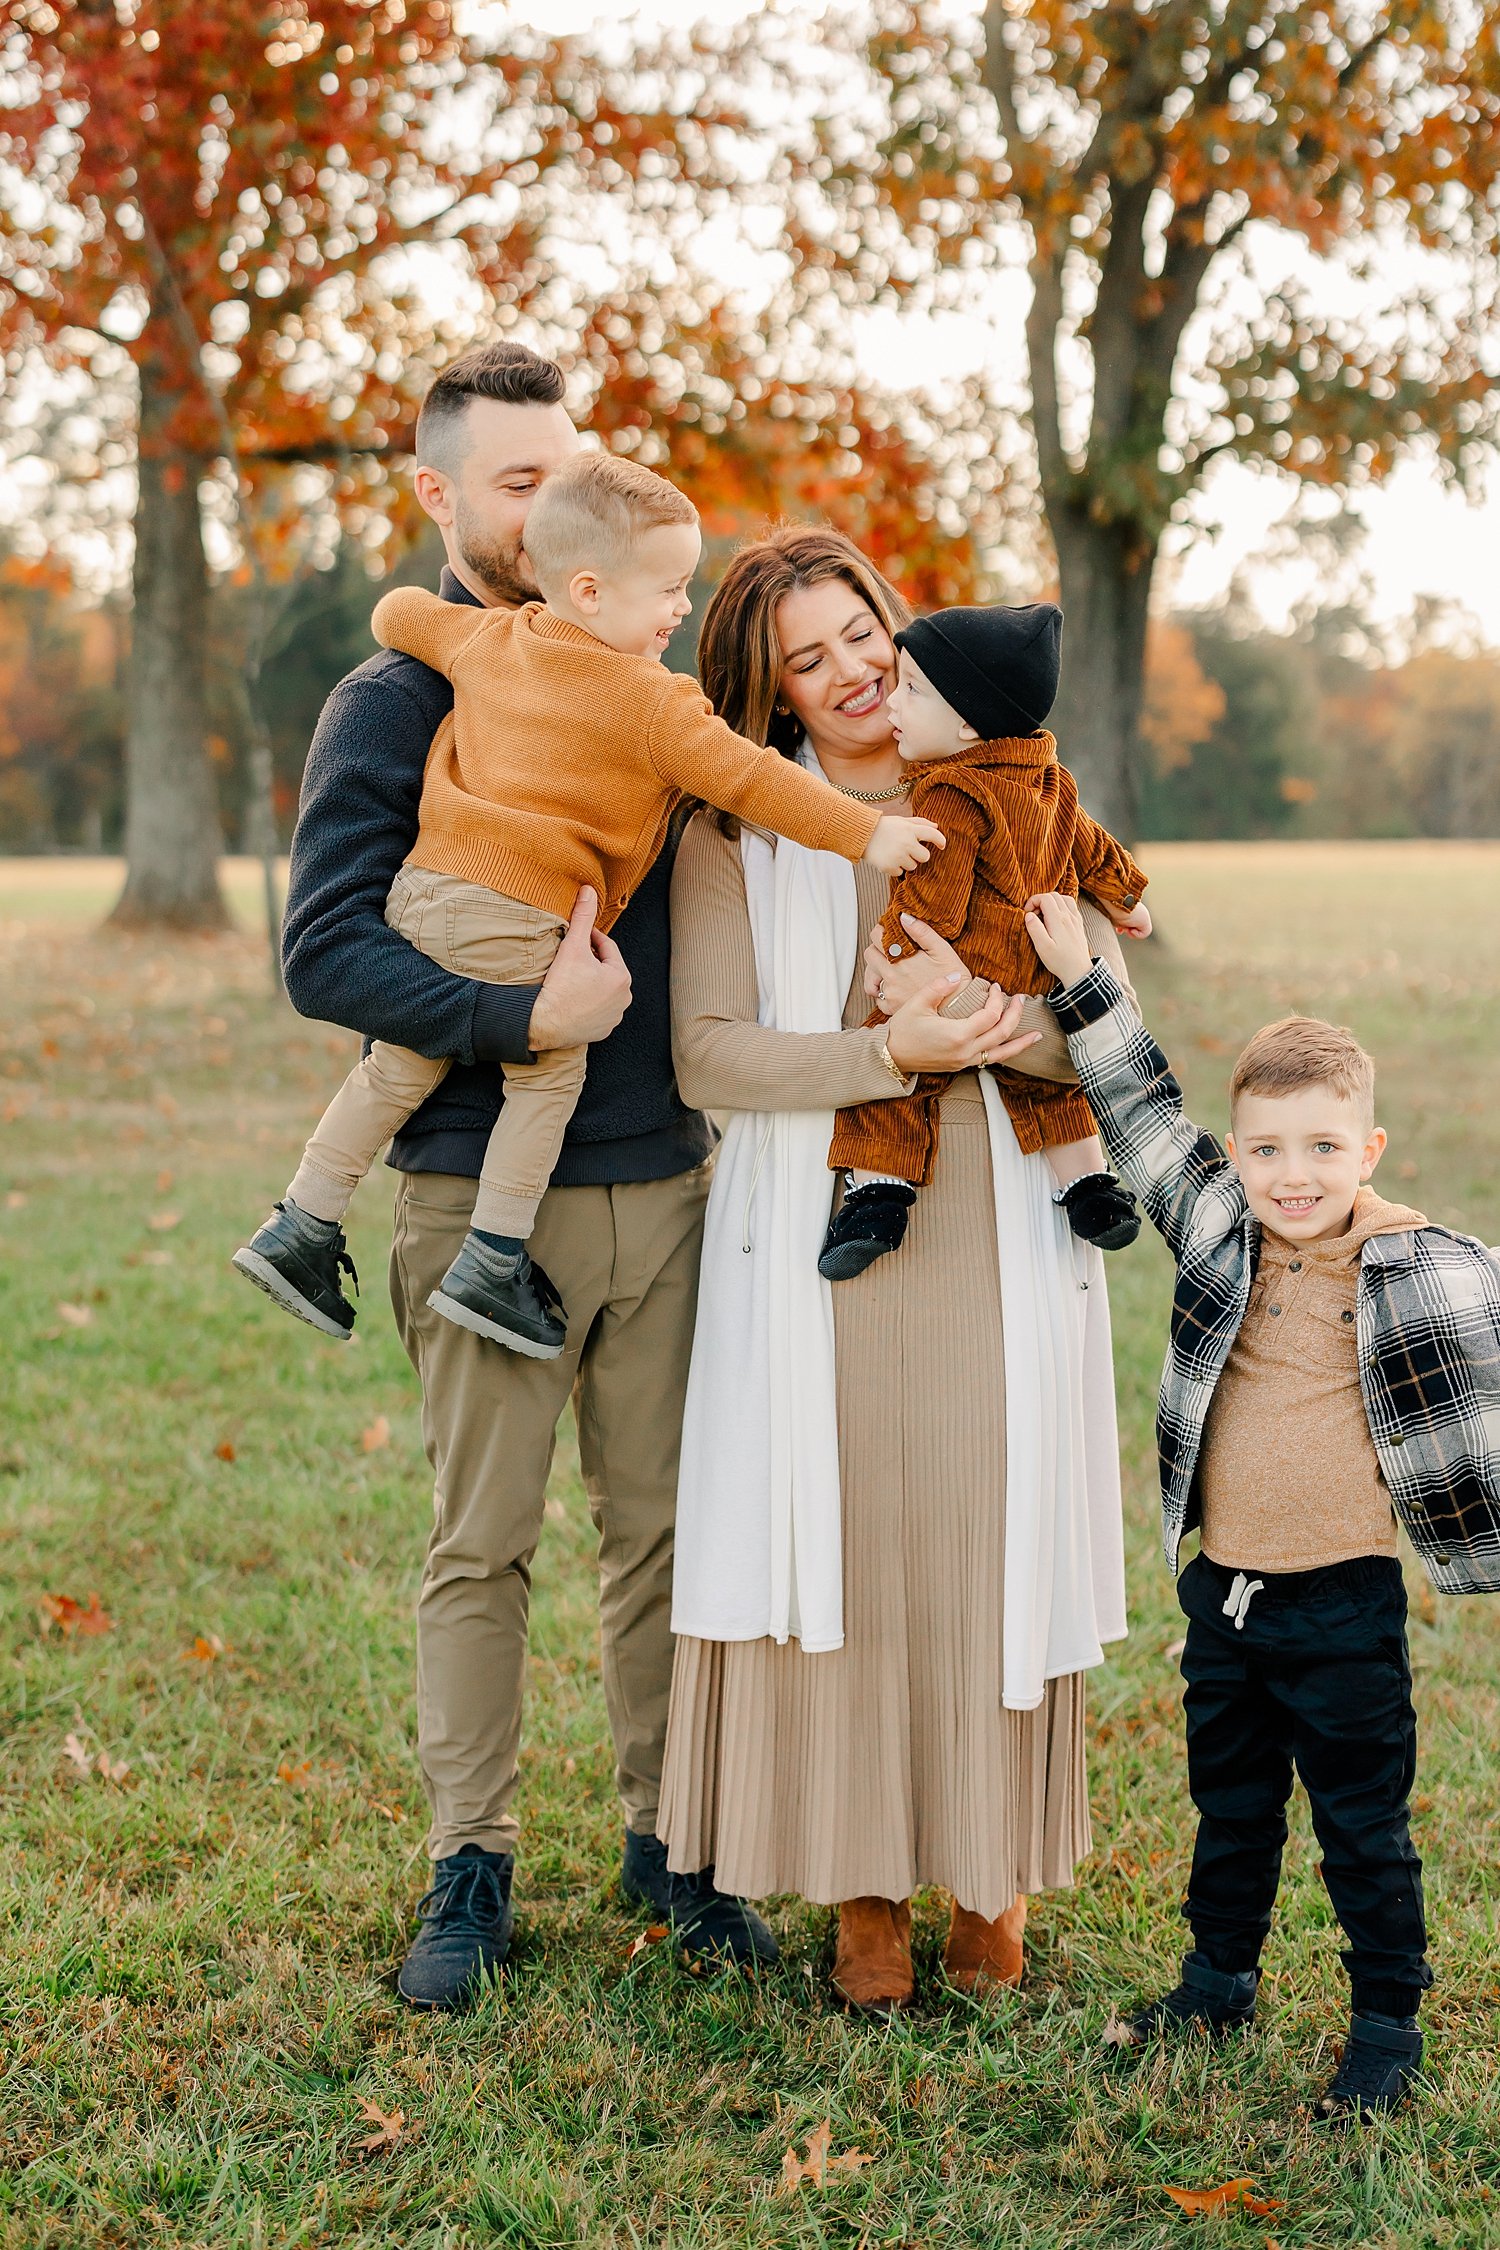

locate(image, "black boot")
(818, 1181), (917, 1282)
(1053, 1171), (1141, 1251)
(1122, 1950), (1258, 2046)
(396, 1844), (514, 2011)
(232, 1200), (358, 1339)
(621, 1829), (779, 1971)
(427, 1232), (567, 1358)
(1315, 2011), (1423, 2122)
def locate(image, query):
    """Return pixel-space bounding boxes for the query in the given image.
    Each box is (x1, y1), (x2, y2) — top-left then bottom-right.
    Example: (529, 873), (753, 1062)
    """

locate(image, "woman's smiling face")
(774, 580), (898, 759)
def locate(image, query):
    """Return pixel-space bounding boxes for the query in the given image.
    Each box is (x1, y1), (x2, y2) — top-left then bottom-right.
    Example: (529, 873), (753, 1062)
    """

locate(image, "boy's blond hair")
(523, 451), (698, 598)
(1230, 1015), (1376, 1128)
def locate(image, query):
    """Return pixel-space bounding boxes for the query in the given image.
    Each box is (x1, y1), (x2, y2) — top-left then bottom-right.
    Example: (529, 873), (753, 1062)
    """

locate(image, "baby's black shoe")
(1314, 2011), (1422, 2123)
(1120, 1951), (1258, 2047)
(1054, 1170), (1140, 1251)
(427, 1231), (567, 1358)
(817, 1180), (917, 1281)
(232, 1200), (358, 1339)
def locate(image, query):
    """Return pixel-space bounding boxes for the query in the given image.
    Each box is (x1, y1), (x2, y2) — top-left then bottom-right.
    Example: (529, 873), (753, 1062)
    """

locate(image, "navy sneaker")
(232, 1200), (358, 1339)
(817, 1181), (917, 1282)
(396, 1844), (514, 2011)
(1122, 1950), (1258, 2046)
(1315, 2011), (1423, 2122)
(621, 1829), (779, 1971)
(427, 1232), (567, 1359)
(1053, 1171), (1141, 1251)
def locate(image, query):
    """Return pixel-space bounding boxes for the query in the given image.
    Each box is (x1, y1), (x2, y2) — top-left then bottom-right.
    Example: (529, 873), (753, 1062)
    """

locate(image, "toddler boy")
(235, 452), (941, 1359)
(818, 601), (1152, 1281)
(1027, 888), (1500, 2121)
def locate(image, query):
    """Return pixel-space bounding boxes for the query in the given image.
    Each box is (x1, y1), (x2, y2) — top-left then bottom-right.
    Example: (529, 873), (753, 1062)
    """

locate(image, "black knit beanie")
(894, 601), (1063, 738)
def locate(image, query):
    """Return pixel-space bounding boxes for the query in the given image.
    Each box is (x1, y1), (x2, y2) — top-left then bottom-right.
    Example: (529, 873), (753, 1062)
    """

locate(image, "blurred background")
(2, 0), (1498, 923)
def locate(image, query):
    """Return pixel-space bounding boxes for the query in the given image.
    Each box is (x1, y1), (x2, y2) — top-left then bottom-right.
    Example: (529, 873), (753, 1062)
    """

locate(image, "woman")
(658, 526), (1135, 2011)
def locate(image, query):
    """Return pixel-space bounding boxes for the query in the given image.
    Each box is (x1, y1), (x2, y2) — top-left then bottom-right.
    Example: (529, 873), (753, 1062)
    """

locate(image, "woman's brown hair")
(697, 523), (913, 760)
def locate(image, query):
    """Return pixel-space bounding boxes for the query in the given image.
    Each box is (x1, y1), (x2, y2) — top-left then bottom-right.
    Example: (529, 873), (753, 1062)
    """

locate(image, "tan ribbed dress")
(659, 812), (1137, 1920)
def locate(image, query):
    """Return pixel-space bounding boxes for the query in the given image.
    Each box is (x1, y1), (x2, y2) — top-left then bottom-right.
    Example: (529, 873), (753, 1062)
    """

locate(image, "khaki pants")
(289, 867), (584, 1241)
(389, 1161), (711, 1859)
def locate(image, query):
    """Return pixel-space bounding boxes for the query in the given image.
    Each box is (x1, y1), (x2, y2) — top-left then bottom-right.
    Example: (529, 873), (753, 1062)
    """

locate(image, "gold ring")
(978, 1049), (991, 1068)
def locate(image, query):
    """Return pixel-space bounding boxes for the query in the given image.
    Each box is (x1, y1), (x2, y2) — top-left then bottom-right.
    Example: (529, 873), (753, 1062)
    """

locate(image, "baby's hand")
(865, 815), (946, 876)
(1112, 900), (1153, 940)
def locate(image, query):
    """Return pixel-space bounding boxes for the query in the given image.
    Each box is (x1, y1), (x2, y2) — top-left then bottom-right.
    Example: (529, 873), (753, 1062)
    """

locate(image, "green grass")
(2, 844), (1499, 2248)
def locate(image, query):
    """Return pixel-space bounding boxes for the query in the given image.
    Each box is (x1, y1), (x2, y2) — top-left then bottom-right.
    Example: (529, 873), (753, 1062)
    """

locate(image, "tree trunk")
(1049, 504), (1158, 843)
(109, 354), (228, 930)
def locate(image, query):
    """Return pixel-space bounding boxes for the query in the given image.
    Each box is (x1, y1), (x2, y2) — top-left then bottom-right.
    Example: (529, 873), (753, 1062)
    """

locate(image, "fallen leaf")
(368, 1799), (406, 1824)
(276, 1760), (313, 1788)
(39, 1592), (114, 1638)
(780, 2119), (872, 2192)
(1243, 2197), (1282, 2219)
(5, 1189), (26, 1209)
(356, 2098), (416, 2155)
(214, 1440), (237, 1462)
(147, 1210), (181, 1232)
(626, 1923), (670, 1961)
(55, 1301), (93, 1328)
(61, 1732), (92, 1775)
(94, 1751), (131, 1786)
(182, 1634), (227, 1662)
(1163, 2178), (1258, 2217)
(360, 1414), (390, 1453)
(156, 1169), (174, 1192)
(1101, 2014), (1138, 2048)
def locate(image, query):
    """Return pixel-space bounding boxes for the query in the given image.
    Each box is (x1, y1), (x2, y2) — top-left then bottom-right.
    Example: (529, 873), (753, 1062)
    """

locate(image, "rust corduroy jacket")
(370, 590), (881, 928)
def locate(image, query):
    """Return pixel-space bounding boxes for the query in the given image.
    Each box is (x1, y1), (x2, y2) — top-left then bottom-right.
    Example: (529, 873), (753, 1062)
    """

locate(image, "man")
(281, 341), (777, 2007)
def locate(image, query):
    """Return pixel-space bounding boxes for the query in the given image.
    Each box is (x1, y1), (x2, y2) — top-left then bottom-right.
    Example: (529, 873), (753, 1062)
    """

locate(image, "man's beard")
(453, 495), (537, 607)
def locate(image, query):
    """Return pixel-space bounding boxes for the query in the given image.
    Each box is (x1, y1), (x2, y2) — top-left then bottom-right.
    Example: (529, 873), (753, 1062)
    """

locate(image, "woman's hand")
(883, 975), (1040, 1077)
(864, 814), (946, 876)
(1023, 892), (1094, 989)
(863, 912), (967, 1011)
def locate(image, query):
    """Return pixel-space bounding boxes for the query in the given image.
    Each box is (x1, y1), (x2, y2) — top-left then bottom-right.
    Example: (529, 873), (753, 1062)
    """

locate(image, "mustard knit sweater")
(370, 590), (881, 928)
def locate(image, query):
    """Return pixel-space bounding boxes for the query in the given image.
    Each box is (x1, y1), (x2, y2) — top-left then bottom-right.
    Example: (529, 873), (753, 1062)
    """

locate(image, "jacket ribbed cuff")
(471, 981), (539, 1066)
(1050, 959), (1122, 1033)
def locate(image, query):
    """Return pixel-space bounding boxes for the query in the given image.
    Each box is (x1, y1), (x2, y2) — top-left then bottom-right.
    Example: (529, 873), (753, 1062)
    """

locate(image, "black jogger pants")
(1176, 1551), (1432, 2015)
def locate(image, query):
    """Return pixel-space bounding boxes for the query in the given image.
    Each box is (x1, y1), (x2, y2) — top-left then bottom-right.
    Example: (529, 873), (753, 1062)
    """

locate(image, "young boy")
(1026, 888), (1500, 2121)
(235, 453), (942, 1359)
(818, 600), (1152, 1281)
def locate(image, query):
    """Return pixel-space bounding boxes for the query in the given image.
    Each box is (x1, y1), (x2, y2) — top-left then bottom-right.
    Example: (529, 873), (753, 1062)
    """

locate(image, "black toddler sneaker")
(1053, 1171), (1141, 1251)
(1315, 2011), (1423, 2123)
(1121, 1950), (1259, 2046)
(427, 1231), (567, 1358)
(232, 1200), (358, 1338)
(817, 1181), (917, 1282)
(621, 1829), (779, 1971)
(396, 1844), (514, 2011)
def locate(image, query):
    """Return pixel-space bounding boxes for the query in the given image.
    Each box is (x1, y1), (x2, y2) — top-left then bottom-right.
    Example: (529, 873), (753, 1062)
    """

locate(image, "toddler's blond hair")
(523, 452), (698, 598)
(1230, 1015), (1376, 1128)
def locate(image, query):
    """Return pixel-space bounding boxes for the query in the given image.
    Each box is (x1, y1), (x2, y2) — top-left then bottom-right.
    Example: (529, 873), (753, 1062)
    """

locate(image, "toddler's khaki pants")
(288, 866), (583, 1241)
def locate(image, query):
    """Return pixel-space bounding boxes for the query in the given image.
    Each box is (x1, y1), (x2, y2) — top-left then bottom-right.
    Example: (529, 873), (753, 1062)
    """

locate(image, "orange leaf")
(276, 1759), (313, 1788)
(780, 2119), (871, 2191)
(94, 1751), (131, 1785)
(5, 1190), (26, 1209)
(39, 1591), (114, 1637)
(1163, 2178), (1259, 2216)
(148, 1210), (181, 1232)
(182, 1633), (227, 1661)
(356, 2097), (416, 2154)
(627, 1923), (670, 1960)
(214, 1440), (237, 1461)
(360, 1414), (390, 1452)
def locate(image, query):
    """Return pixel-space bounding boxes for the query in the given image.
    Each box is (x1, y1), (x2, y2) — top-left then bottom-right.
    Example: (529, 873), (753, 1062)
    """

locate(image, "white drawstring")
(1221, 1570), (1265, 1631)
(741, 1119), (774, 1253)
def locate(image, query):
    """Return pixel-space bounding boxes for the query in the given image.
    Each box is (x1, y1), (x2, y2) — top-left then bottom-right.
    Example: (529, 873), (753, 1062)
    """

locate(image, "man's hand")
(864, 912), (968, 1013)
(528, 888), (632, 1051)
(884, 976), (1040, 1077)
(1024, 892), (1094, 989)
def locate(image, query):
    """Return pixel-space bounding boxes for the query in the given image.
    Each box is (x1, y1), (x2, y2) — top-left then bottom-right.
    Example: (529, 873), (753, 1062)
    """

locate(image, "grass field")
(3, 844), (1499, 2249)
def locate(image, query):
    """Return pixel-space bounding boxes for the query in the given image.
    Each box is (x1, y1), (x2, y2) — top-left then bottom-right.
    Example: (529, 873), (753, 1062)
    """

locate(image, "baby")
(818, 600), (1151, 1281)
(235, 453), (942, 1358)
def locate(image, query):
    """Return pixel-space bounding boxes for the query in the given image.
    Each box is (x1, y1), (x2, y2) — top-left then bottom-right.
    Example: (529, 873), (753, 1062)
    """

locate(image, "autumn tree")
(0, 0), (785, 925)
(841, 0), (1500, 835)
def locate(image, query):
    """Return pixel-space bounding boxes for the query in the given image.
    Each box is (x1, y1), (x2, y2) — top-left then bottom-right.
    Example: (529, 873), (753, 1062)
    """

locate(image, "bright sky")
(495, 0), (1500, 647)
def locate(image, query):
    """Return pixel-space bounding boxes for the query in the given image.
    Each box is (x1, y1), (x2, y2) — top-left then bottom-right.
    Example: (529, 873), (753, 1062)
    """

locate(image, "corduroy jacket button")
(1269, 1304), (1282, 1316)
(1289, 1259), (1302, 1272)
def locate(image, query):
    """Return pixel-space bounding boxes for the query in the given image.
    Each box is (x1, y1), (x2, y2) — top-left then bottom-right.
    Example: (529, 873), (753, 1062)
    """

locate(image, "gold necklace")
(833, 776), (908, 803)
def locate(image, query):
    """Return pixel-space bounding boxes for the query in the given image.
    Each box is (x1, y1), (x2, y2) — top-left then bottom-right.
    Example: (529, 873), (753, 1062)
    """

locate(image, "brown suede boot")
(944, 1894), (1027, 1993)
(831, 1896), (914, 2017)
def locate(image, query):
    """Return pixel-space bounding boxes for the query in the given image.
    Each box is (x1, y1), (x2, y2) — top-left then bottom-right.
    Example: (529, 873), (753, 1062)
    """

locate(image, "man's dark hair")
(416, 342), (567, 471)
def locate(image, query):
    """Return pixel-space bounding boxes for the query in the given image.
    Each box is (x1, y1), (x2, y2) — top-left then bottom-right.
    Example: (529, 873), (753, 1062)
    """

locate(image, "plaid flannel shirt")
(1052, 960), (1500, 1596)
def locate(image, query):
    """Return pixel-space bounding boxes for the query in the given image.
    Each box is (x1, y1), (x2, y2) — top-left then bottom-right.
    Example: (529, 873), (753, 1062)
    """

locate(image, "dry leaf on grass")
(55, 1301), (93, 1328)
(368, 1800), (406, 1824)
(626, 1924), (670, 1961)
(61, 1732), (92, 1775)
(1100, 2014), (1138, 2048)
(355, 2098), (417, 2156)
(182, 1634), (228, 1662)
(1163, 2178), (1278, 2217)
(147, 1210), (181, 1232)
(214, 1440), (237, 1462)
(94, 1751), (131, 1786)
(360, 1414), (390, 1453)
(5, 1189), (26, 1209)
(276, 1759), (313, 1788)
(39, 1592), (114, 1637)
(780, 2120), (873, 2192)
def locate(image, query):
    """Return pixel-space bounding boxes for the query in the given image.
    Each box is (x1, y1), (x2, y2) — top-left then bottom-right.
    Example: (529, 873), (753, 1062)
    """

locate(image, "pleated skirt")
(660, 1075), (1093, 1922)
